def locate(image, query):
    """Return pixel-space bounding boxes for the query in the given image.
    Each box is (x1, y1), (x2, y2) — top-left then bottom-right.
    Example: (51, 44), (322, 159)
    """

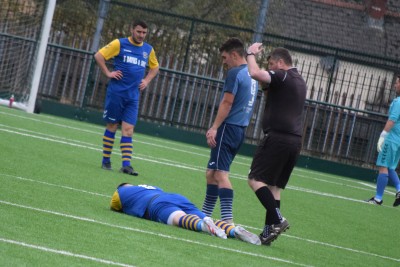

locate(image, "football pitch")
(0, 105), (399, 267)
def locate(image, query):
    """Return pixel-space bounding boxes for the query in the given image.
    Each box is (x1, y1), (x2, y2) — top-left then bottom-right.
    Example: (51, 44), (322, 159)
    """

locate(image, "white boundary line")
(1, 109), (400, 264)
(0, 200), (312, 267)
(0, 238), (135, 267)
(0, 122), (390, 193)
(1, 173), (399, 264)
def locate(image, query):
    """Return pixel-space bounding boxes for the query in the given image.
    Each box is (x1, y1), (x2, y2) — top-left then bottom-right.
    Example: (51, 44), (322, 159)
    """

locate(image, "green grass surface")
(0, 105), (399, 267)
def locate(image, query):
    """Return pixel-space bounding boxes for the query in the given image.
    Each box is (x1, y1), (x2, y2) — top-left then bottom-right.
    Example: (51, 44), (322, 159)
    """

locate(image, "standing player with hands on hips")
(246, 42), (307, 246)
(95, 19), (159, 176)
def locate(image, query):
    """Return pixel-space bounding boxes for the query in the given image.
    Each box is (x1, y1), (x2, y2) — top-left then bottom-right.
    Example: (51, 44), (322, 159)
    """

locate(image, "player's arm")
(246, 42), (271, 84)
(139, 49), (160, 90)
(377, 120), (395, 152)
(206, 92), (234, 148)
(94, 40), (123, 80)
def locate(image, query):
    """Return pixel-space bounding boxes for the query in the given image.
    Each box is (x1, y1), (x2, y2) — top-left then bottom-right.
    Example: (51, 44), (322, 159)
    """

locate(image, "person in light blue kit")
(95, 19), (159, 176)
(367, 75), (400, 207)
(202, 37), (258, 224)
(110, 183), (261, 245)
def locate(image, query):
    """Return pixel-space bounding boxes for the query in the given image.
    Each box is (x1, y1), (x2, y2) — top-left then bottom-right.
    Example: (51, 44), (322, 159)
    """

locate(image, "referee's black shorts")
(248, 131), (302, 189)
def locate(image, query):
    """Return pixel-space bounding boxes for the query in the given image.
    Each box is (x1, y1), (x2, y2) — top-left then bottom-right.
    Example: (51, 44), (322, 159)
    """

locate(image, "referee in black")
(246, 43), (307, 246)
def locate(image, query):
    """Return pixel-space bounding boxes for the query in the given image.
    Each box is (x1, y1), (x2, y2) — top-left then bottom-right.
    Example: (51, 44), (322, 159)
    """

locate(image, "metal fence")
(2, 0), (400, 169)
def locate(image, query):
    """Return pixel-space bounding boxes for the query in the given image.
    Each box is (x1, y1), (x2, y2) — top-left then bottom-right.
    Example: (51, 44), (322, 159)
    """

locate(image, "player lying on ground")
(110, 183), (261, 245)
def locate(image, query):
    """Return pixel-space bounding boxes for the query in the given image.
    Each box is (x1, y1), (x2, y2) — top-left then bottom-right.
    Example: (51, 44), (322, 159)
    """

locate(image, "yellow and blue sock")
(178, 215), (202, 231)
(102, 129), (115, 164)
(120, 136), (132, 167)
(215, 220), (235, 237)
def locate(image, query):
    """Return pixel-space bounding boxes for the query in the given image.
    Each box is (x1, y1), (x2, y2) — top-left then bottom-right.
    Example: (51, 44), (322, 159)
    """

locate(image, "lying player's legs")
(151, 194), (227, 238)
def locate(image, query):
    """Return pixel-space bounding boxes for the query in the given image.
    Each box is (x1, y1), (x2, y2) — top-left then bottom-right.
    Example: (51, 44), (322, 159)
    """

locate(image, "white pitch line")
(0, 125), (376, 193)
(0, 200), (312, 267)
(0, 238), (135, 267)
(1, 172), (399, 264)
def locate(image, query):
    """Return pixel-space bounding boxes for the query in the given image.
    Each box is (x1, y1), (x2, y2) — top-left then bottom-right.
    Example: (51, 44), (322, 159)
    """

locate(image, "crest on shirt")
(143, 52), (148, 59)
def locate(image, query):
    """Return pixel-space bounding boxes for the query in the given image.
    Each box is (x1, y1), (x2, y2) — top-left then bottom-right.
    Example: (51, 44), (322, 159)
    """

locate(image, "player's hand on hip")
(206, 128), (217, 148)
(109, 70), (123, 80)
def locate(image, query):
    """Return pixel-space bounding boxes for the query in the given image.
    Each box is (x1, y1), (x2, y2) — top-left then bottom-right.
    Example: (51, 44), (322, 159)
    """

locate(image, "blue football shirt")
(222, 64), (257, 127)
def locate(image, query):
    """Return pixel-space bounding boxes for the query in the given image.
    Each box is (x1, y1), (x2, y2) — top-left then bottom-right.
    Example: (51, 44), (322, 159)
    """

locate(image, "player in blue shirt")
(110, 183), (261, 245)
(367, 75), (400, 207)
(201, 38), (257, 224)
(95, 20), (159, 176)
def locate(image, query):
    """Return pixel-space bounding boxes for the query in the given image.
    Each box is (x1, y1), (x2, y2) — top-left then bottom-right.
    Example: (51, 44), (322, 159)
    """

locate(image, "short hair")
(132, 19), (148, 29)
(219, 37), (246, 57)
(268, 47), (293, 66)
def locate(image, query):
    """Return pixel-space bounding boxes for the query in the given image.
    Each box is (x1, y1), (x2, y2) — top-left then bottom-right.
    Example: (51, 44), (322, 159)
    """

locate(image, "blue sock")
(375, 173), (389, 201)
(202, 184), (218, 217)
(219, 188), (233, 222)
(388, 169), (400, 192)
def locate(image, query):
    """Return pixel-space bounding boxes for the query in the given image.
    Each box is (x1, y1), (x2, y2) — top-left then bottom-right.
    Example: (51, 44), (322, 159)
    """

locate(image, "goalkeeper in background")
(110, 183), (261, 245)
(367, 75), (400, 207)
(94, 19), (159, 176)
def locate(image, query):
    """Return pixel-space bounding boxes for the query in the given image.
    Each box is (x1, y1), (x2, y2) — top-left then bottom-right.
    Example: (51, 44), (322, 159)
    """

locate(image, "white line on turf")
(1, 172), (399, 264)
(0, 200), (313, 267)
(0, 238), (136, 267)
(1, 126), (395, 203)
(0, 124), (384, 194)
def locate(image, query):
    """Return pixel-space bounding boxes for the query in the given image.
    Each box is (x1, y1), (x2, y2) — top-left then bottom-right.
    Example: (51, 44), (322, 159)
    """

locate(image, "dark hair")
(219, 37), (245, 57)
(117, 182), (130, 188)
(268, 47), (293, 66)
(132, 19), (148, 29)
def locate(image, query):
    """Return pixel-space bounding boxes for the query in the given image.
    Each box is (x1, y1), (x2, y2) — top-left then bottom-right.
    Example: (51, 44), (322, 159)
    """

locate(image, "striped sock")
(219, 188), (233, 222)
(215, 220), (235, 238)
(120, 136), (132, 167)
(202, 184), (218, 217)
(178, 215), (202, 232)
(102, 129), (115, 164)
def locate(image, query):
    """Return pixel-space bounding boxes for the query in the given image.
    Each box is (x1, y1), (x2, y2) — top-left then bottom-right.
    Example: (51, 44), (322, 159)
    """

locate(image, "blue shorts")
(207, 123), (246, 172)
(376, 140), (400, 169)
(103, 91), (139, 125)
(148, 193), (205, 224)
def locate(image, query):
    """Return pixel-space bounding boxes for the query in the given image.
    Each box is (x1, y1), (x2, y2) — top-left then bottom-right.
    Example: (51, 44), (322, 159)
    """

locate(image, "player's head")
(131, 19), (148, 44)
(219, 37), (246, 70)
(395, 74), (400, 95)
(267, 47), (293, 70)
(110, 190), (122, 212)
(110, 183), (133, 211)
(117, 182), (131, 188)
